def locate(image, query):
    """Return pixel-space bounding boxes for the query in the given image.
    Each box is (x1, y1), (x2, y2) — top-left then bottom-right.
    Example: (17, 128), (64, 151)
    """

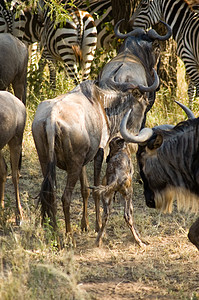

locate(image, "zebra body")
(0, 2), (97, 84)
(130, 0), (199, 108)
(40, 8), (97, 83)
(0, 1), (113, 85)
(72, 0), (113, 49)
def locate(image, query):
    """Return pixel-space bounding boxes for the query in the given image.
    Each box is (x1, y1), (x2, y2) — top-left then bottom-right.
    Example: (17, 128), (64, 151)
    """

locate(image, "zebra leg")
(80, 12), (97, 81)
(187, 81), (196, 110)
(48, 59), (57, 89)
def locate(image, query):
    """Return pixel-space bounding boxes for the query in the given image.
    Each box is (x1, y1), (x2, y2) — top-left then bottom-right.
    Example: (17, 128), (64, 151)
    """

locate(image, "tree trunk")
(111, 0), (138, 31)
(153, 23), (177, 108)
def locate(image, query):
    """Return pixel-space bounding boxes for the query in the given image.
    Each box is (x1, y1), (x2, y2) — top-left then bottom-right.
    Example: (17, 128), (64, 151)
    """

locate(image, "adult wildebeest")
(98, 19), (172, 125)
(32, 74), (158, 235)
(120, 103), (199, 250)
(91, 136), (146, 247)
(0, 91), (26, 225)
(0, 33), (28, 105)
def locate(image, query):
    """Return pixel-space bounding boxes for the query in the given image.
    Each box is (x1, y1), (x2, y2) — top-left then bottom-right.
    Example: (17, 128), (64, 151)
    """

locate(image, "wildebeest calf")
(92, 136), (146, 247)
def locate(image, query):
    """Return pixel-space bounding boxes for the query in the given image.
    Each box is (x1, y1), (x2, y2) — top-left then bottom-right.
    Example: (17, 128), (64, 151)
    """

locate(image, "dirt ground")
(2, 127), (199, 300)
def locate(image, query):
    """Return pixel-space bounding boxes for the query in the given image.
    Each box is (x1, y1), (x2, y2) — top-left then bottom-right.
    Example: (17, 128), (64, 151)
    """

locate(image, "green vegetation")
(0, 52), (199, 299)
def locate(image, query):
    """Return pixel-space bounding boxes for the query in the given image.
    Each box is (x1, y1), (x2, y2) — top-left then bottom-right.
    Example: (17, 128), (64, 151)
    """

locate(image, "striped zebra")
(130, 0), (199, 109)
(0, 1), (42, 42)
(39, 0), (113, 85)
(39, 6), (97, 84)
(0, 2), (97, 85)
(71, 0), (113, 49)
(0, 0), (12, 33)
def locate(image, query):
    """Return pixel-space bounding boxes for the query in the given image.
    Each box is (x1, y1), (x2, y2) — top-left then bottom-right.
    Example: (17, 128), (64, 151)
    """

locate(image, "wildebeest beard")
(139, 118), (199, 213)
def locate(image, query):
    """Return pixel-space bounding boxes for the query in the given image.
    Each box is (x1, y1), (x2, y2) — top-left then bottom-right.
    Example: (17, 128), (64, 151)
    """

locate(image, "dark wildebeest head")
(120, 102), (199, 250)
(97, 19), (172, 125)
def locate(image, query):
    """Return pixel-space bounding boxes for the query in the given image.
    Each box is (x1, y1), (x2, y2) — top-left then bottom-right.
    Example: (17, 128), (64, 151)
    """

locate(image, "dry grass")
(0, 59), (199, 300)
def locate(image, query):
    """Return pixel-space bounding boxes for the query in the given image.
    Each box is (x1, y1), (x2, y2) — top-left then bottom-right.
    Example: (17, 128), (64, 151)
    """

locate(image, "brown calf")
(92, 136), (146, 247)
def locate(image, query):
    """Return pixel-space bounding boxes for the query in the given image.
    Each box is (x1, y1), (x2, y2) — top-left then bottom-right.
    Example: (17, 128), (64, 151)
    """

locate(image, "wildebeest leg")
(93, 148), (104, 232)
(124, 191), (146, 247)
(96, 194), (113, 247)
(9, 141), (23, 225)
(188, 218), (199, 250)
(79, 166), (90, 231)
(0, 152), (7, 211)
(13, 81), (26, 105)
(61, 170), (81, 233)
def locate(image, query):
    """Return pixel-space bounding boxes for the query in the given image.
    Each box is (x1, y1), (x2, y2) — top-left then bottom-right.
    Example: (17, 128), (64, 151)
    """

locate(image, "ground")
(1, 121), (199, 300)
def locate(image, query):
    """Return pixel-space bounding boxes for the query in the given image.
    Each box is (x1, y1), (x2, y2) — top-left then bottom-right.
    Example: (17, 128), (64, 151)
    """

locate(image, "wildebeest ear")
(147, 134), (163, 150)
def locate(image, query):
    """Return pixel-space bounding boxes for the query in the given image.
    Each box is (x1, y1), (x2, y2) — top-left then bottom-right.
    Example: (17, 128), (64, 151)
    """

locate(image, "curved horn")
(106, 76), (138, 92)
(175, 100), (195, 119)
(153, 124), (174, 130)
(114, 19), (146, 39)
(149, 101), (195, 131)
(106, 68), (159, 93)
(138, 68), (159, 93)
(147, 20), (172, 41)
(120, 109), (153, 143)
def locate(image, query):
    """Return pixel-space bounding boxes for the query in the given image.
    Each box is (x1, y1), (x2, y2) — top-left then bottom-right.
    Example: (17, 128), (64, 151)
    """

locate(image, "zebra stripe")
(131, 0), (199, 108)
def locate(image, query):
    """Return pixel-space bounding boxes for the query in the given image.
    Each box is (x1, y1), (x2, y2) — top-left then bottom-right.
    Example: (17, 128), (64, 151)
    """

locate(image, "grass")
(0, 56), (199, 300)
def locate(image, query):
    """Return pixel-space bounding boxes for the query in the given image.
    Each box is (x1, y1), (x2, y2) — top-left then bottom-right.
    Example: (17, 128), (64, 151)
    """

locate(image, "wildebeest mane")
(118, 35), (159, 80)
(68, 80), (95, 103)
(93, 82), (138, 116)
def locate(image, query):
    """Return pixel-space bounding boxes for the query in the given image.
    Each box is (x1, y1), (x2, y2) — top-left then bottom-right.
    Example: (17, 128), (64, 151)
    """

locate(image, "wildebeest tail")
(40, 116), (57, 228)
(40, 159), (57, 228)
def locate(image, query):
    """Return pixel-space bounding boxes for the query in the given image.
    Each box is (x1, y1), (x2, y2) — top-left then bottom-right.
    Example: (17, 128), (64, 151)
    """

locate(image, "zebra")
(38, 0), (113, 85)
(39, 5), (97, 84)
(70, 0), (114, 49)
(0, 2), (97, 85)
(0, 1), (42, 42)
(130, 0), (199, 109)
(0, 0), (13, 33)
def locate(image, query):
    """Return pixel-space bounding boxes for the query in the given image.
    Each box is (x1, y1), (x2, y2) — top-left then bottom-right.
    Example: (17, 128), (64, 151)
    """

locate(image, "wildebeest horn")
(147, 20), (172, 41)
(138, 68), (159, 93)
(175, 100), (195, 119)
(151, 101), (195, 130)
(120, 109), (153, 143)
(106, 68), (159, 93)
(114, 19), (146, 39)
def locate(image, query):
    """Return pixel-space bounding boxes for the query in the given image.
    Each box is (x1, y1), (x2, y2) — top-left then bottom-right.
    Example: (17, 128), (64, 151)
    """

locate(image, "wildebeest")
(98, 19), (172, 125)
(120, 103), (199, 250)
(32, 74), (158, 235)
(0, 33), (28, 105)
(0, 91), (26, 225)
(91, 136), (146, 247)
